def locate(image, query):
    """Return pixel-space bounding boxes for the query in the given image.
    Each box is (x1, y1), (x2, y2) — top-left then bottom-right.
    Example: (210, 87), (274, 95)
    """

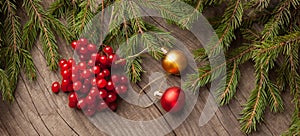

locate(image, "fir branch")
(240, 65), (268, 134)
(2, 0), (26, 95)
(217, 62), (240, 105)
(266, 81), (283, 112)
(247, 0), (271, 10)
(20, 49), (37, 80)
(75, 0), (95, 34)
(0, 69), (13, 101)
(185, 45), (255, 93)
(261, 0), (300, 40)
(23, 0), (60, 70)
(209, 0), (243, 55)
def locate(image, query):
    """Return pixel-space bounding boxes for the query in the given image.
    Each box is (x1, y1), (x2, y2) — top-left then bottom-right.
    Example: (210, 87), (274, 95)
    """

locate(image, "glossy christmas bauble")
(160, 86), (185, 113)
(161, 50), (187, 75)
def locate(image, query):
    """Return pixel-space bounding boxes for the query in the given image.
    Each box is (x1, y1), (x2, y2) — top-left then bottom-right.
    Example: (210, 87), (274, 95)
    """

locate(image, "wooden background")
(0, 0), (294, 135)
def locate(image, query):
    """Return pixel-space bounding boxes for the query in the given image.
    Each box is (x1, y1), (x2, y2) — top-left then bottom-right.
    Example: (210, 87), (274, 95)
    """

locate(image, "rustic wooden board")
(0, 0), (294, 135)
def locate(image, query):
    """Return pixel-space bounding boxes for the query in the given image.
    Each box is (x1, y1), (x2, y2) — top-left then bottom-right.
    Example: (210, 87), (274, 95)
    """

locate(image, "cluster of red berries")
(51, 38), (127, 116)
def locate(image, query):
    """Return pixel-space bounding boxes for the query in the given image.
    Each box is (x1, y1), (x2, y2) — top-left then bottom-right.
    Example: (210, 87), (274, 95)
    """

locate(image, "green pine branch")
(23, 0), (64, 70)
(261, 0), (300, 40)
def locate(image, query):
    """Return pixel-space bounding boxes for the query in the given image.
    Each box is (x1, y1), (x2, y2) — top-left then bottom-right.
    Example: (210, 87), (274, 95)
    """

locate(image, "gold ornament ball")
(161, 50), (188, 75)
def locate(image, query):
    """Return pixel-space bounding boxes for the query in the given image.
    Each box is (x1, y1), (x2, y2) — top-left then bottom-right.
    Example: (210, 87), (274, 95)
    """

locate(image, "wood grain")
(0, 0), (294, 135)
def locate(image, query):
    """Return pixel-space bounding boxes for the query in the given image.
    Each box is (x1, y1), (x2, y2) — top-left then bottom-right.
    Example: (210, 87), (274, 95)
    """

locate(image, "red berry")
(111, 74), (119, 84)
(120, 85), (127, 94)
(78, 62), (86, 70)
(80, 84), (90, 94)
(60, 62), (72, 70)
(73, 81), (82, 91)
(71, 66), (79, 74)
(97, 101), (108, 111)
(109, 102), (118, 111)
(61, 69), (71, 79)
(71, 73), (79, 82)
(87, 43), (97, 52)
(97, 79), (107, 88)
(103, 46), (114, 55)
(68, 58), (76, 66)
(96, 72), (105, 79)
(79, 46), (88, 54)
(78, 38), (88, 46)
(98, 55), (108, 65)
(87, 59), (95, 67)
(106, 92), (117, 103)
(91, 78), (97, 86)
(120, 75), (128, 84)
(69, 92), (78, 103)
(115, 86), (121, 94)
(106, 81), (115, 91)
(90, 53), (98, 61)
(85, 108), (96, 116)
(92, 66), (101, 74)
(61, 85), (68, 93)
(77, 98), (87, 110)
(89, 88), (99, 98)
(86, 95), (96, 105)
(59, 59), (67, 68)
(79, 54), (88, 61)
(71, 41), (78, 49)
(107, 54), (115, 63)
(102, 69), (110, 77)
(51, 81), (60, 93)
(81, 69), (91, 78)
(98, 89), (108, 99)
(61, 79), (70, 86)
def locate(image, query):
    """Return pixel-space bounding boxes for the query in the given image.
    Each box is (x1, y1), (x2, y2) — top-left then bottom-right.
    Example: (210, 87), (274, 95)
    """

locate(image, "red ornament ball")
(160, 86), (185, 113)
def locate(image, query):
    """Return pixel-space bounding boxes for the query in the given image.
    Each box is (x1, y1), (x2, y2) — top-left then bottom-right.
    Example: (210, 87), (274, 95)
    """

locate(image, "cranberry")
(106, 92), (117, 103)
(73, 81), (82, 91)
(59, 59), (67, 68)
(96, 72), (105, 79)
(61, 63), (70, 71)
(78, 38), (88, 46)
(68, 58), (76, 66)
(61, 69), (71, 79)
(97, 79), (107, 88)
(120, 85), (127, 94)
(78, 62), (86, 70)
(111, 74), (119, 84)
(102, 69), (110, 77)
(98, 89), (108, 99)
(79, 46), (88, 54)
(89, 88), (99, 98)
(87, 43), (97, 52)
(77, 98), (87, 110)
(106, 80), (115, 91)
(103, 46), (114, 55)
(86, 95), (96, 105)
(71, 40), (78, 49)
(91, 78), (97, 86)
(79, 84), (89, 94)
(92, 66), (101, 74)
(120, 75), (128, 84)
(51, 81), (60, 93)
(98, 55), (108, 65)
(107, 54), (115, 63)
(81, 69), (91, 78)
(87, 59), (95, 67)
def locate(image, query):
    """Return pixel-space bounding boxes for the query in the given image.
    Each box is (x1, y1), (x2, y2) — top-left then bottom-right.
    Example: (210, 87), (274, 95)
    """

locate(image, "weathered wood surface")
(0, 1), (294, 135)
